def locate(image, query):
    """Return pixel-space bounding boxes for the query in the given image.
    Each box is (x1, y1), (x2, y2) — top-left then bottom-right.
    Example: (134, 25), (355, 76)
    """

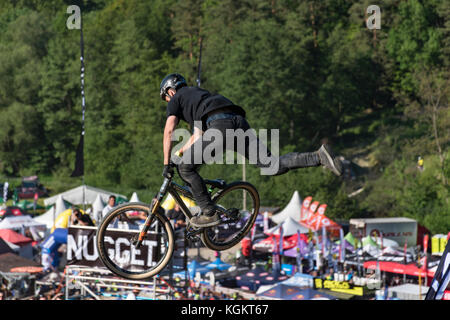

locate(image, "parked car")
(15, 176), (48, 199)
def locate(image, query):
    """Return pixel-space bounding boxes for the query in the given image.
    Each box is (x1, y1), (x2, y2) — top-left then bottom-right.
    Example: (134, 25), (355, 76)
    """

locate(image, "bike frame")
(135, 174), (211, 248)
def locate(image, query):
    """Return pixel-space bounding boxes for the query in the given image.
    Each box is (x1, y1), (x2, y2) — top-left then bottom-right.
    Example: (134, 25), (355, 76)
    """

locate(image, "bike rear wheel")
(96, 202), (174, 280)
(200, 182), (260, 251)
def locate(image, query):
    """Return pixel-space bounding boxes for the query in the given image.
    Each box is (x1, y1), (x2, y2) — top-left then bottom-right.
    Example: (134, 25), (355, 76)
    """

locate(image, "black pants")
(177, 114), (320, 212)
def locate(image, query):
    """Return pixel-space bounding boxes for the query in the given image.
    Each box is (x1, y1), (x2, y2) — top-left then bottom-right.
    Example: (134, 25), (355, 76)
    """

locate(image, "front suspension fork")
(134, 177), (170, 248)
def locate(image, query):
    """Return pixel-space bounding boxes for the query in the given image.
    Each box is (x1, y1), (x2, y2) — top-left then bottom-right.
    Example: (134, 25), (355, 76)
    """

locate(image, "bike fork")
(134, 177), (170, 249)
(133, 199), (160, 248)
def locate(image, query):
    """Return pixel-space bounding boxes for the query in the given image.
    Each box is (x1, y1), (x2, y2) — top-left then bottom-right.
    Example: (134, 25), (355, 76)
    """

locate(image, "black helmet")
(160, 73), (187, 100)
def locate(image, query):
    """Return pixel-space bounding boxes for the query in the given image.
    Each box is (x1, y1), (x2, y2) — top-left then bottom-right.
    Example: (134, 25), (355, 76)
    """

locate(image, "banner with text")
(66, 226), (162, 269)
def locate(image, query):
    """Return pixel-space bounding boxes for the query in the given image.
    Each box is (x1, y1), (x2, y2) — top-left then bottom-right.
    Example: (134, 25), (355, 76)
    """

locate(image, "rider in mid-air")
(160, 73), (342, 228)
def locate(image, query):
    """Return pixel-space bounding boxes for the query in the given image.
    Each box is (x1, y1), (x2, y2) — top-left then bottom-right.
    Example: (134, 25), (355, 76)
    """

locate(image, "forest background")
(0, 0), (448, 233)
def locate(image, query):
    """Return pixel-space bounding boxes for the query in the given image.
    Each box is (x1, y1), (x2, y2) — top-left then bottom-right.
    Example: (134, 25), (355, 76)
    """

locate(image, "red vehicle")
(15, 176), (48, 199)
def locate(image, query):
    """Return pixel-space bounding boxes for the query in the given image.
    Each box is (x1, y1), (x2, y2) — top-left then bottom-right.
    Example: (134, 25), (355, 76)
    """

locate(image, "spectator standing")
(166, 203), (186, 229)
(102, 195), (117, 220)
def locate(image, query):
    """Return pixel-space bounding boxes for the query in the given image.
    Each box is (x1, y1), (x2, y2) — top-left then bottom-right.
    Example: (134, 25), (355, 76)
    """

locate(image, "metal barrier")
(64, 266), (171, 300)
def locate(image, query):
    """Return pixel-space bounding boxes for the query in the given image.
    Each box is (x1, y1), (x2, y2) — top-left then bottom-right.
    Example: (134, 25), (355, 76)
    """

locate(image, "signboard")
(350, 218), (417, 247)
(313, 277), (364, 296)
(67, 226), (162, 270)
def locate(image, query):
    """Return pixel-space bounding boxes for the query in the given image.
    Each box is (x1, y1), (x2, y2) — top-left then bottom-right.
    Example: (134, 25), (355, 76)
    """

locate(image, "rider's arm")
(179, 126), (203, 154)
(163, 115), (179, 165)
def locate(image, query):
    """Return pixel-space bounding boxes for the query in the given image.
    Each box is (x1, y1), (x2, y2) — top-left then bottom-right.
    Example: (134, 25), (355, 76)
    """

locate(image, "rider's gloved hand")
(162, 164), (174, 179)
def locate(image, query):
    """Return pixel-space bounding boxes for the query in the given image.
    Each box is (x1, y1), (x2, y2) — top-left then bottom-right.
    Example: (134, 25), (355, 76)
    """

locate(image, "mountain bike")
(96, 162), (260, 280)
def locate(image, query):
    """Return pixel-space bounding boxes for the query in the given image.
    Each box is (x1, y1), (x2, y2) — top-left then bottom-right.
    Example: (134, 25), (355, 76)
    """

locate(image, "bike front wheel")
(96, 202), (174, 280)
(200, 182), (260, 251)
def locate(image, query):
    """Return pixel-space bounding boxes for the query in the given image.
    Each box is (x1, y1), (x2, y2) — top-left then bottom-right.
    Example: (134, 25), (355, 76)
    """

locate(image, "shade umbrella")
(206, 257), (231, 271)
(235, 266), (288, 291)
(257, 284), (337, 300)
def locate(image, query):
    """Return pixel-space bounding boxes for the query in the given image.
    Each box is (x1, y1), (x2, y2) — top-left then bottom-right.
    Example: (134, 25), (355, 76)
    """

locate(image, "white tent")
(34, 206), (56, 230)
(91, 194), (105, 223)
(375, 237), (399, 248)
(266, 216), (310, 236)
(0, 215), (46, 232)
(34, 195), (72, 231)
(54, 195), (70, 216)
(44, 185), (127, 207)
(270, 191), (302, 224)
(129, 192), (140, 203)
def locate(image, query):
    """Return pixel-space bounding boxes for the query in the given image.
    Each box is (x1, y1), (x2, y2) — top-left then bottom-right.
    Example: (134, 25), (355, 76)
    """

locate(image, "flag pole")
(80, 11), (86, 211)
(70, 6), (86, 212)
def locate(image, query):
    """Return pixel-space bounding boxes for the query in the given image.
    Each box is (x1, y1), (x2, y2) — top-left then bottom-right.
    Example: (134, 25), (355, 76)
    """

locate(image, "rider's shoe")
(190, 206), (221, 228)
(317, 144), (343, 176)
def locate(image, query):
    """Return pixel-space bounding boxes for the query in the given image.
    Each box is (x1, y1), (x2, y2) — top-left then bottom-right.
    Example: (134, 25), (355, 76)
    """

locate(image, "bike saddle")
(204, 179), (226, 189)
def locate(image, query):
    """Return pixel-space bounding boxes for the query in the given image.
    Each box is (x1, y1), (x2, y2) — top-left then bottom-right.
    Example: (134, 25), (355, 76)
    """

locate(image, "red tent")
(364, 261), (435, 279)
(0, 229), (33, 246)
(253, 233), (308, 253)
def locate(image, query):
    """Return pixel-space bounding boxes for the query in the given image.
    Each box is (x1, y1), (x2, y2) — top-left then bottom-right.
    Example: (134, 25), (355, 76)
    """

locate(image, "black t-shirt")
(166, 86), (245, 131)
(74, 213), (95, 226)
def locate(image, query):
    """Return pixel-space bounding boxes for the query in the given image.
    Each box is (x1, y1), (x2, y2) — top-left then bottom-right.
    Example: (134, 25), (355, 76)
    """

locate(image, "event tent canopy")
(0, 238), (16, 255)
(0, 215), (46, 232)
(364, 260), (434, 278)
(235, 266), (288, 291)
(257, 284), (337, 300)
(0, 229), (33, 246)
(33, 195), (72, 230)
(129, 192), (140, 202)
(15, 200), (45, 211)
(91, 194), (105, 223)
(271, 191), (302, 224)
(44, 185), (127, 206)
(266, 217), (310, 236)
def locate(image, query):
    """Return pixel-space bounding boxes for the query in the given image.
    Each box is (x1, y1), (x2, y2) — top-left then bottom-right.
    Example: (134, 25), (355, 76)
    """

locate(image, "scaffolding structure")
(63, 266), (172, 300)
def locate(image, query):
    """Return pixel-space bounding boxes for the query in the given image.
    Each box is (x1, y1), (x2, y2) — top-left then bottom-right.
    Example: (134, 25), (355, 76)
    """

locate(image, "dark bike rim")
(201, 182), (259, 250)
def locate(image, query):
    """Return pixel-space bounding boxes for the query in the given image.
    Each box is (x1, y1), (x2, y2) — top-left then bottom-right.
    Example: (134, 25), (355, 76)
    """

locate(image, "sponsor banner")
(313, 277), (364, 296)
(300, 196), (312, 222)
(67, 226), (162, 269)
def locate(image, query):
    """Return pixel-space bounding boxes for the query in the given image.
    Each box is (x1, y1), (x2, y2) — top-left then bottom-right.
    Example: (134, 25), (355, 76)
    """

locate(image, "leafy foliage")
(0, 0), (448, 233)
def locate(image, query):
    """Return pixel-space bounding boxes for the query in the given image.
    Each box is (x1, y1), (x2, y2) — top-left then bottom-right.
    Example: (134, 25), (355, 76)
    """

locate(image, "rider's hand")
(162, 164), (174, 179)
